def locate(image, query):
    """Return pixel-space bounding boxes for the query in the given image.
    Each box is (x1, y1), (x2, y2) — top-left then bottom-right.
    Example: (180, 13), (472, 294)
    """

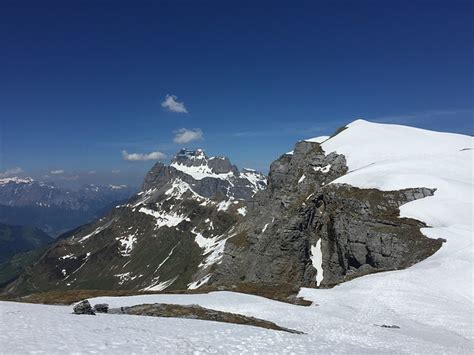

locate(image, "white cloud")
(50, 169), (65, 175)
(122, 150), (166, 161)
(0, 167), (23, 178)
(161, 94), (188, 113)
(88, 170), (96, 175)
(173, 128), (204, 144)
(111, 169), (121, 174)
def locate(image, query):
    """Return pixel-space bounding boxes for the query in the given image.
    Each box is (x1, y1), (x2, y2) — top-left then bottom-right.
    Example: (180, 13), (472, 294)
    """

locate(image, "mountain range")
(3, 120), (472, 299)
(0, 179), (136, 237)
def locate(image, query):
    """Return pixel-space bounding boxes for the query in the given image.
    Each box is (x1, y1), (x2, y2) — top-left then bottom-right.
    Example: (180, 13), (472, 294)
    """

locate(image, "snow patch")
(237, 206), (247, 216)
(192, 229), (229, 269)
(143, 276), (178, 291)
(117, 234), (137, 257)
(187, 274), (212, 290)
(77, 219), (115, 243)
(170, 162), (234, 180)
(216, 200), (232, 212)
(138, 207), (189, 228)
(164, 178), (206, 201)
(313, 164), (331, 173)
(310, 239), (324, 286)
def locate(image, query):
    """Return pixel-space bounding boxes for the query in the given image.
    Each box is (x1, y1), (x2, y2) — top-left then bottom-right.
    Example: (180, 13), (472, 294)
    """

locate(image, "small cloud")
(161, 94), (188, 113)
(173, 128), (204, 144)
(0, 167), (23, 178)
(111, 169), (121, 174)
(88, 170), (96, 175)
(122, 150), (166, 161)
(50, 169), (65, 175)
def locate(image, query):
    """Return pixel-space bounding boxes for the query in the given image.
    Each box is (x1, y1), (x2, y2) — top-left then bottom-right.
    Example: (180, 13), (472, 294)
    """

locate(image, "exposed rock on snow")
(73, 300), (95, 315)
(93, 303), (109, 313)
(110, 302), (304, 334)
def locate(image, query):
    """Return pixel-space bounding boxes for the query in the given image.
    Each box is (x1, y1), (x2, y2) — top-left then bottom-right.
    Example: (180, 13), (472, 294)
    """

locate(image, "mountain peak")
(0, 176), (34, 186)
(175, 148), (207, 160)
(170, 148), (238, 179)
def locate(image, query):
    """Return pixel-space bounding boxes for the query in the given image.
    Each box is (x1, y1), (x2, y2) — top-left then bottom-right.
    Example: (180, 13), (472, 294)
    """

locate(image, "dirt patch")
(112, 303), (304, 334)
(0, 281), (312, 307)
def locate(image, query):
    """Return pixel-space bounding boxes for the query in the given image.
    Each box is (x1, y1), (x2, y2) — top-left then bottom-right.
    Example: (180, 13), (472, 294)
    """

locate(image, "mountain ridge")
(0, 179), (136, 236)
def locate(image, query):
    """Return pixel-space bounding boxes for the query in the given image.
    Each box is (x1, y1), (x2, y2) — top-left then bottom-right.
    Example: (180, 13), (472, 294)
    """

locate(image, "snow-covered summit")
(171, 148), (237, 180)
(320, 119), (472, 171)
(0, 176), (34, 186)
(169, 149), (266, 192)
(314, 119), (473, 227)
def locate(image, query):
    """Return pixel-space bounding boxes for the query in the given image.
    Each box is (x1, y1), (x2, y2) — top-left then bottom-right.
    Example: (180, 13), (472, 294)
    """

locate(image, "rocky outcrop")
(210, 140), (443, 288)
(111, 303), (304, 334)
(73, 300), (95, 315)
(93, 303), (109, 313)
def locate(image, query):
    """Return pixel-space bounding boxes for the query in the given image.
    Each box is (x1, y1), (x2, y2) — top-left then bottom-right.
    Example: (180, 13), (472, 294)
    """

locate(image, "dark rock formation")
(93, 303), (109, 313)
(73, 300), (95, 315)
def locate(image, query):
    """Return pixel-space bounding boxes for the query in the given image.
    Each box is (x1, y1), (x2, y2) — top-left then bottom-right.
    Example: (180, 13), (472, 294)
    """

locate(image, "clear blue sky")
(1, 0), (472, 187)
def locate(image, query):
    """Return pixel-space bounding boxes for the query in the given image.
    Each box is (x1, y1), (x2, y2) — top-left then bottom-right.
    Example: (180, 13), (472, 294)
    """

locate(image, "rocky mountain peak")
(173, 148), (206, 164)
(140, 148), (266, 200)
(170, 148), (238, 177)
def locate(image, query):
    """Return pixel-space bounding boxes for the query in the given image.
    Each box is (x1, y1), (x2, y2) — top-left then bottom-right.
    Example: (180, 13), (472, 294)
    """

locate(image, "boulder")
(73, 300), (95, 315)
(93, 303), (109, 313)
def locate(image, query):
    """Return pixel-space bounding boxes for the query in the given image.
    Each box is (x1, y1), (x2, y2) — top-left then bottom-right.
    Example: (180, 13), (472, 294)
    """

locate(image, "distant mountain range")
(0, 178), (136, 237)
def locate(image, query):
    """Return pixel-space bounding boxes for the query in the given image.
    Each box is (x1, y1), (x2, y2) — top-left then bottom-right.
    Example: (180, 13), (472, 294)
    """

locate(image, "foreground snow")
(1, 120), (472, 353)
(1, 276), (471, 354)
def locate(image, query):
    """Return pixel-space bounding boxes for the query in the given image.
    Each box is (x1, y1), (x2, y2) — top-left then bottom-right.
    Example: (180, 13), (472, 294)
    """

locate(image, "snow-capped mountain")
(2, 120), (472, 355)
(0, 178), (135, 236)
(7, 149), (266, 293)
(5, 120), (472, 298)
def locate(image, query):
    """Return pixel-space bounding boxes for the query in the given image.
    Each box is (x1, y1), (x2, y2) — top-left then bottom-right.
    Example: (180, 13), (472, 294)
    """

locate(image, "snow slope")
(321, 119), (473, 227)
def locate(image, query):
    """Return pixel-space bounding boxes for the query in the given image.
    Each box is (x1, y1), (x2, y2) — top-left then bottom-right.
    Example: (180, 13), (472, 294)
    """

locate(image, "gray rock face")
(73, 300), (95, 315)
(143, 149), (266, 200)
(211, 140), (443, 288)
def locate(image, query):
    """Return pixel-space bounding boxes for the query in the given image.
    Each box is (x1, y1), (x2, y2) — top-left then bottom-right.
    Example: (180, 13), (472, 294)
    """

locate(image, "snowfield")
(1, 120), (472, 354)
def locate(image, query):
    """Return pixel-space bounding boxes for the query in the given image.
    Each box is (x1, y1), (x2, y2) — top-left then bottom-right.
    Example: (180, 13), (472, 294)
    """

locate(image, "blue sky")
(1, 0), (472, 187)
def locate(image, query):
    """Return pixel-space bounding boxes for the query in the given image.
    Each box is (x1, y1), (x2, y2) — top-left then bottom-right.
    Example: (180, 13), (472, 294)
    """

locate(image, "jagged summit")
(144, 148), (266, 197)
(170, 148), (239, 178)
(174, 148), (206, 160)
